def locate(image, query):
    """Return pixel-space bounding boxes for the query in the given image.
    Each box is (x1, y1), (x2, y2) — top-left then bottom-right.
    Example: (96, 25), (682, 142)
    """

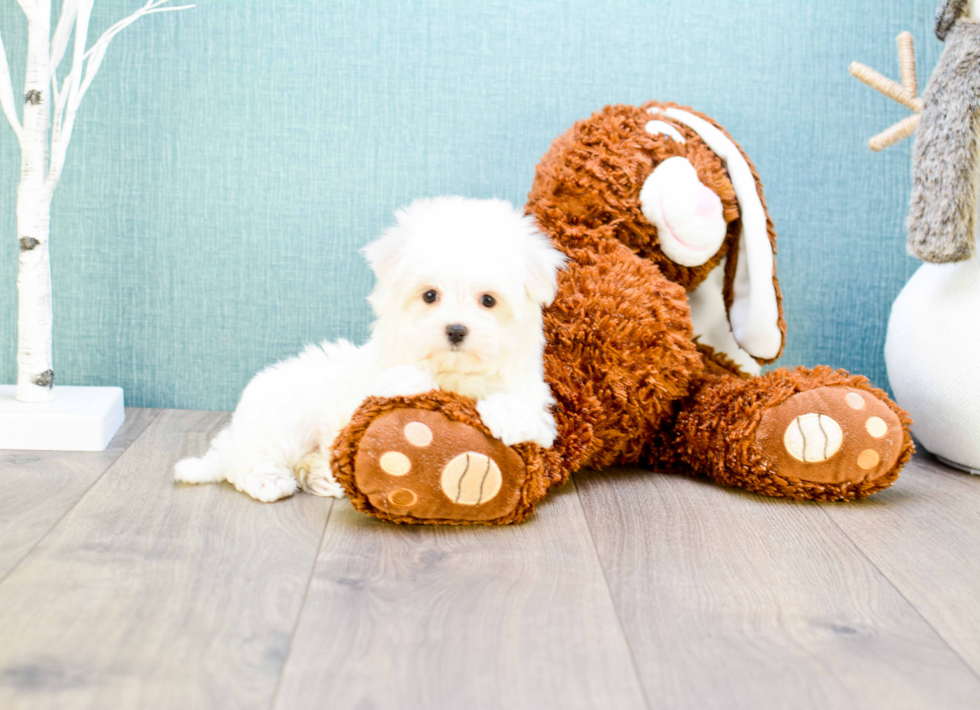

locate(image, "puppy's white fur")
(174, 196), (565, 502)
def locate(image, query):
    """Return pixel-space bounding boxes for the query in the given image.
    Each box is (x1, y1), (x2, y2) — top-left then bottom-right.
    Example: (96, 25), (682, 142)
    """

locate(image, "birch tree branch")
(68, 0), (92, 111)
(49, 0), (81, 106)
(0, 26), (23, 140)
(48, 0), (91, 191)
(16, 0), (38, 22)
(46, 0), (193, 192)
(79, 1), (194, 98)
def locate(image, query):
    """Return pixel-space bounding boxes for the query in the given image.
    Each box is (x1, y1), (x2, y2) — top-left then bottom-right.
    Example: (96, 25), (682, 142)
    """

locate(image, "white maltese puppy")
(174, 196), (566, 502)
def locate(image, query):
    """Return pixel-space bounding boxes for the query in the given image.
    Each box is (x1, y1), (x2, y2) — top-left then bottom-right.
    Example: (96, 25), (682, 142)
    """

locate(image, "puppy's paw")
(369, 365), (438, 399)
(477, 393), (557, 448)
(236, 465), (299, 503)
(295, 454), (345, 498)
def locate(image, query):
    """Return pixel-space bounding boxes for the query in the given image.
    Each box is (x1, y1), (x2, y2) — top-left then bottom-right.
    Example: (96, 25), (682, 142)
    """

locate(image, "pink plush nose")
(695, 185), (722, 218)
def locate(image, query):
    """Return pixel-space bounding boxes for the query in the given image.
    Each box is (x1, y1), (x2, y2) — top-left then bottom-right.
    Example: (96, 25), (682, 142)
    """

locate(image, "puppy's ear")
(361, 230), (406, 282)
(523, 219), (567, 306)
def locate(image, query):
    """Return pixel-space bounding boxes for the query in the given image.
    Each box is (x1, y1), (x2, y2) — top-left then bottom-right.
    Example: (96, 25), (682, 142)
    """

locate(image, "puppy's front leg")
(369, 365), (439, 398)
(477, 392), (557, 448)
(294, 454), (345, 498)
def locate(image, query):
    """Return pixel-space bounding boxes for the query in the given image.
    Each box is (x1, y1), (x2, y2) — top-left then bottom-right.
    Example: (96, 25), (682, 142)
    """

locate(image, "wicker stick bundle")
(850, 32), (922, 151)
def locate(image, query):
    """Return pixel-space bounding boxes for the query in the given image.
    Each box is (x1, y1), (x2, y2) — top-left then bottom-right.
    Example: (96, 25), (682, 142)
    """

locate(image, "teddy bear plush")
(329, 101), (914, 525)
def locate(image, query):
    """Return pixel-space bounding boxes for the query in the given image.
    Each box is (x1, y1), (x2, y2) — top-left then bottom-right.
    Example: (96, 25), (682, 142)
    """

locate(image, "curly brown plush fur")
(543, 239), (703, 474)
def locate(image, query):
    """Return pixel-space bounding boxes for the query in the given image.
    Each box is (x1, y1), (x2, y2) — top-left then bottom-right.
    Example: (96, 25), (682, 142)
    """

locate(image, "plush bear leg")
(660, 366), (914, 501)
(330, 391), (563, 525)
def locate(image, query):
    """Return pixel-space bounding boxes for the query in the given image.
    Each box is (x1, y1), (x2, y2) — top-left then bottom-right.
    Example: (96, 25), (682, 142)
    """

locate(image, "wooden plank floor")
(1, 409), (978, 710)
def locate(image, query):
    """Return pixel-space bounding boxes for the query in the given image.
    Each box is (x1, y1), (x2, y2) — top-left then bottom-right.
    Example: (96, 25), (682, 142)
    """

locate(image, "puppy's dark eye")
(480, 294), (496, 308)
(423, 290), (439, 304)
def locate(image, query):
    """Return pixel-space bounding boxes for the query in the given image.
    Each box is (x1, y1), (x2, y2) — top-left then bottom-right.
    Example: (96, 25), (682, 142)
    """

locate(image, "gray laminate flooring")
(1, 408), (978, 710)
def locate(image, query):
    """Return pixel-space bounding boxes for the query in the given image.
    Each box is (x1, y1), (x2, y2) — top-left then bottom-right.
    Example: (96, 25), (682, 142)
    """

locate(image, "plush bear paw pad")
(440, 453), (503, 505)
(352, 409), (527, 522)
(757, 386), (903, 485)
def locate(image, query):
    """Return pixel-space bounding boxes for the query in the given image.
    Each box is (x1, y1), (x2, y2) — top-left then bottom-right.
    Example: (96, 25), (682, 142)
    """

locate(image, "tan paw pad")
(865, 416), (887, 438)
(379, 451), (411, 476)
(404, 421), (432, 447)
(783, 413), (843, 463)
(388, 488), (418, 507)
(857, 449), (880, 470)
(440, 453), (503, 505)
(845, 392), (865, 410)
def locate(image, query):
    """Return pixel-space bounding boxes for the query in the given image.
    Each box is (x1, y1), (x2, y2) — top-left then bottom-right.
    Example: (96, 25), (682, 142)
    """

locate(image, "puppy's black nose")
(446, 324), (468, 345)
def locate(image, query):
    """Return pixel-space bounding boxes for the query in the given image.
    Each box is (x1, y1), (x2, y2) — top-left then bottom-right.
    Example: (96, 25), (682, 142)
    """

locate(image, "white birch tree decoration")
(0, 0), (191, 451)
(0, 0), (192, 404)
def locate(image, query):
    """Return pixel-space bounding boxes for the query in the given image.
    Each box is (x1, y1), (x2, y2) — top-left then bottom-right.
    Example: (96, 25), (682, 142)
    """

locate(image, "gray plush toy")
(908, 0), (980, 262)
(852, 0), (980, 474)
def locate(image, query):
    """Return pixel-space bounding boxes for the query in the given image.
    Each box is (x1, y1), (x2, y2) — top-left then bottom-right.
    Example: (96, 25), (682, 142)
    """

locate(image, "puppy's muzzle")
(446, 324), (468, 345)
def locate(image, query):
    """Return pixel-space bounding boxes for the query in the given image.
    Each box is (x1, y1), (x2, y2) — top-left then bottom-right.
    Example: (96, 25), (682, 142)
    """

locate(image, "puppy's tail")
(175, 427), (234, 485)
(174, 455), (224, 485)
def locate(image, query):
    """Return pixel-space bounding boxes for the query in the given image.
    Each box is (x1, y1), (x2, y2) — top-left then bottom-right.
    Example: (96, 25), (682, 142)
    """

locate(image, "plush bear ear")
(522, 216), (567, 307)
(655, 106), (784, 362)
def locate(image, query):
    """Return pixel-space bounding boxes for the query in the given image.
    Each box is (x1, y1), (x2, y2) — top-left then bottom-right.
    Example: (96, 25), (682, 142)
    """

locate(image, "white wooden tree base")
(0, 386), (125, 452)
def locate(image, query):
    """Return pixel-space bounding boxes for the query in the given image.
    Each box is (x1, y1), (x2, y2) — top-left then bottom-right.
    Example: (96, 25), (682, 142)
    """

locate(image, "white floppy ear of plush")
(656, 107), (783, 360)
(523, 224), (567, 306)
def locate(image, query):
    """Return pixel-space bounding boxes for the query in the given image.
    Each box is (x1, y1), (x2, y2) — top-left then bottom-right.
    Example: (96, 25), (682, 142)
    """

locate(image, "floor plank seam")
(818, 504), (980, 683)
(570, 472), (654, 710)
(0, 409), (163, 590)
(267, 498), (336, 710)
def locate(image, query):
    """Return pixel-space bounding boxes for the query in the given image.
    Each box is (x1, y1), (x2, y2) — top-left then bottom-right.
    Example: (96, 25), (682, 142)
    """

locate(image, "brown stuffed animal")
(330, 101), (914, 525)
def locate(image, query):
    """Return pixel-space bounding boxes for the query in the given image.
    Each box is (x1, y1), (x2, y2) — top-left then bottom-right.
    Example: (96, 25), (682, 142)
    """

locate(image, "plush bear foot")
(331, 392), (556, 524)
(669, 367), (914, 501)
(756, 385), (905, 492)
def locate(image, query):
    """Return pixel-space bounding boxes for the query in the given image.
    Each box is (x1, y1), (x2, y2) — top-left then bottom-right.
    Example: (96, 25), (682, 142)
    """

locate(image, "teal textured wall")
(0, 1), (941, 410)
